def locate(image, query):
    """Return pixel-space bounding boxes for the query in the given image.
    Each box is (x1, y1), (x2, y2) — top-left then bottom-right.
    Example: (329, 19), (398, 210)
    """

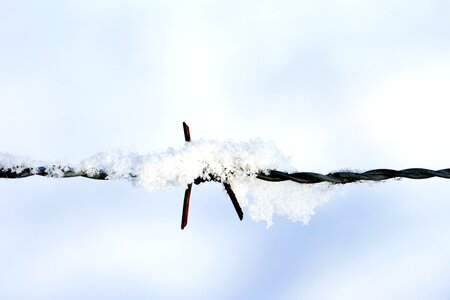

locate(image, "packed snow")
(0, 139), (331, 226)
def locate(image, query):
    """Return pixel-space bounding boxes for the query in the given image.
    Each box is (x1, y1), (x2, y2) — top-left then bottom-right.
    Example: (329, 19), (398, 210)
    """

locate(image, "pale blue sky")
(1, 0), (450, 299)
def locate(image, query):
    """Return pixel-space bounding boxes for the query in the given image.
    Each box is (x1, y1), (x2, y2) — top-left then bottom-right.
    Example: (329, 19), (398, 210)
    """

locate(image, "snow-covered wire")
(1, 166), (449, 183)
(1, 122), (448, 228)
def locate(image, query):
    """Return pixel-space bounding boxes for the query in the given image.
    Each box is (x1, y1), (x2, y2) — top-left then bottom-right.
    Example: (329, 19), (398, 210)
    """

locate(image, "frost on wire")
(0, 139), (331, 226)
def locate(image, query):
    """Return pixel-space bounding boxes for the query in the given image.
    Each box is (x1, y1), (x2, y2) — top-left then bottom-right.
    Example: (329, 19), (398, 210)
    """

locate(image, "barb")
(181, 122), (193, 229)
(181, 183), (192, 230)
(179, 122), (243, 229)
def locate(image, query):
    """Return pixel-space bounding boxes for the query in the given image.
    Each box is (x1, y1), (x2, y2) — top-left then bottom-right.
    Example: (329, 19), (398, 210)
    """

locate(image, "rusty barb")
(181, 122), (243, 229)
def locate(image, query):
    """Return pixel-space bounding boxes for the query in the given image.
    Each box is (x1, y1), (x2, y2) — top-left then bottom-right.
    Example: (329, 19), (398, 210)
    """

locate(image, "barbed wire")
(1, 166), (449, 184)
(256, 168), (450, 184)
(0, 167), (108, 180)
(1, 122), (449, 229)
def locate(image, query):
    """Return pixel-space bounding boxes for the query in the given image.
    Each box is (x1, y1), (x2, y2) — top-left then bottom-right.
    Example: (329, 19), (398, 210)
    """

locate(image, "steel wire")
(256, 168), (450, 184)
(0, 167), (449, 184)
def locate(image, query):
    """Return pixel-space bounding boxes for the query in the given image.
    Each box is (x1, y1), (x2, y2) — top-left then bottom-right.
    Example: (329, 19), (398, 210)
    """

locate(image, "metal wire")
(3, 121), (447, 230)
(0, 167), (108, 180)
(257, 168), (450, 184)
(1, 167), (449, 184)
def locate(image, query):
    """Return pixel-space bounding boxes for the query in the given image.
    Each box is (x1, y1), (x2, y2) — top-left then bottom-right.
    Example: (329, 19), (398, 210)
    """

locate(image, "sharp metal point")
(181, 122), (193, 229)
(181, 183), (192, 230)
(183, 122), (191, 142)
(223, 182), (244, 220)
(180, 121), (244, 229)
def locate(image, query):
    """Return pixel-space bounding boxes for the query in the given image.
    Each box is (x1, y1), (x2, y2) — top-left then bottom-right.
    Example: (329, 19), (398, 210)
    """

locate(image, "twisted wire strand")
(0, 167), (108, 180)
(0, 166), (449, 184)
(256, 168), (450, 184)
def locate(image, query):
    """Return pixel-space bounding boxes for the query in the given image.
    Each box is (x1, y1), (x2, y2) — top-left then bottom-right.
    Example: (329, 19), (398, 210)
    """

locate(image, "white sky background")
(1, 0), (450, 299)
